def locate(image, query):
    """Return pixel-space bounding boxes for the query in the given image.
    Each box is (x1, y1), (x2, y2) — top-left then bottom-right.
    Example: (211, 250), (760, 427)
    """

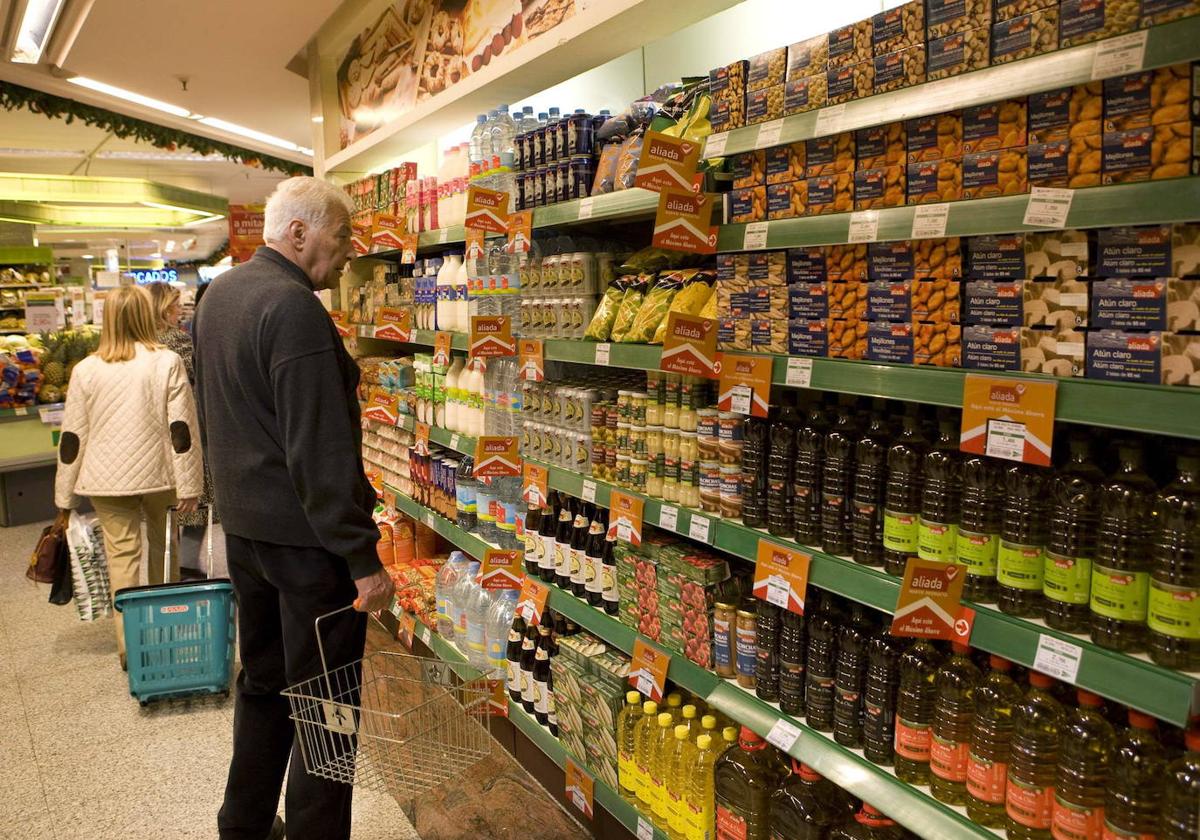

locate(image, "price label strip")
(1034, 635), (1083, 684)
(785, 357), (813, 388)
(911, 203), (950, 239)
(1023, 187), (1074, 228)
(766, 718), (802, 754)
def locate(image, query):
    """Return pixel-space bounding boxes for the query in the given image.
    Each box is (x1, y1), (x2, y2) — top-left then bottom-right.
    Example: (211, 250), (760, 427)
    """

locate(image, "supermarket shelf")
(391, 489), (496, 560)
(0, 246), (53, 266)
(708, 16), (1200, 159)
(0, 402), (61, 424)
(396, 415), (478, 456)
(354, 324), (471, 350)
(716, 178), (1200, 251)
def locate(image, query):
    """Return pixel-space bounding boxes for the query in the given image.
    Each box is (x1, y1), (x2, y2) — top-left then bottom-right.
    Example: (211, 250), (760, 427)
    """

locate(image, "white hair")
(263, 176), (354, 243)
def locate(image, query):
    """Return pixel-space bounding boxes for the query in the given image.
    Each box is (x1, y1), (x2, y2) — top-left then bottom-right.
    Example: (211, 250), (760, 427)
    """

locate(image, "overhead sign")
(661, 312), (719, 378)
(634, 130), (703, 193)
(959, 375), (1057, 467)
(652, 190), (717, 254)
(129, 268), (179, 284)
(465, 187), (510, 233)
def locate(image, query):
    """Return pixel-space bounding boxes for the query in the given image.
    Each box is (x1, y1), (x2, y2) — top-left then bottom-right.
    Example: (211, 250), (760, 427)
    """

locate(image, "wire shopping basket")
(282, 605), (493, 800)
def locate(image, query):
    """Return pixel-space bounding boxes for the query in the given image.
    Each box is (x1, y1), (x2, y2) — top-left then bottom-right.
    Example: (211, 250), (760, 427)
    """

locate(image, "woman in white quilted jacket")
(54, 284), (204, 669)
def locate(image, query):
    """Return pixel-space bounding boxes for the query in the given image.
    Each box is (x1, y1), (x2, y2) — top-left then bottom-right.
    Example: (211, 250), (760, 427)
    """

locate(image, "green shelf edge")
(0, 246), (53, 266)
(710, 16), (1200, 159)
(716, 178), (1200, 251)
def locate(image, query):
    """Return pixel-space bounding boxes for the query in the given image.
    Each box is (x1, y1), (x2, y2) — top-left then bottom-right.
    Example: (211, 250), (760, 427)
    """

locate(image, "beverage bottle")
(743, 416), (771, 529)
(454, 247), (471, 331)
(883, 409), (928, 576)
(601, 528), (620, 616)
(821, 398), (859, 556)
(518, 622), (538, 712)
(553, 495), (575, 590)
(966, 656), (1023, 826)
(1051, 689), (1114, 840)
(634, 700), (661, 810)
(498, 475), (522, 551)
(1161, 726), (1200, 840)
(778, 608), (807, 717)
(997, 464), (1049, 618)
(1103, 710), (1166, 840)
(445, 355), (463, 431)
(756, 601), (781, 703)
(770, 760), (855, 839)
(523, 499), (542, 576)
(617, 691), (644, 804)
(805, 591), (838, 732)
(851, 402), (891, 567)
(664, 691), (683, 723)
(1005, 671), (1065, 840)
(478, 110), (496, 164)
(713, 726), (789, 840)
(491, 105), (517, 159)
(435, 551), (469, 639)
(485, 588), (518, 677)
(1043, 434), (1105, 633)
(475, 475), (497, 544)
(959, 454), (1005, 602)
(538, 491), (559, 583)
(833, 604), (874, 749)
(767, 399), (798, 539)
(583, 506), (607, 606)
(863, 631), (904, 766)
(1090, 442), (1157, 652)
(829, 805), (906, 840)
(469, 114), (488, 165)
(650, 711), (676, 826)
(793, 401), (828, 545)
(667, 724), (693, 838)
(465, 569), (494, 668)
(532, 622), (553, 725)
(505, 609), (526, 701)
(1148, 451), (1200, 669)
(918, 413), (962, 564)
(452, 559), (481, 649)
(894, 639), (942, 786)
(929, 642), (980, 805)
(568, 500), (592, 598)
(686, 733), (721, 840)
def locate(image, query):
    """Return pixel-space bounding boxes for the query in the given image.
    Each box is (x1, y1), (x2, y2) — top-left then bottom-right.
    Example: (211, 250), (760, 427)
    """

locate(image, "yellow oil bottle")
(634, 700), (660, 809)
(651, 711), (676, 827)
(617, 690), (644, 805)
(666, 724), (692, 840)
(686, 733), (721, 840)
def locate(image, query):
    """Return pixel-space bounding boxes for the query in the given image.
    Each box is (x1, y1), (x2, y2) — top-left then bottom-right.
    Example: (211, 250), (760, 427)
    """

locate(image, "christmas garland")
(0, 81), (313, 177)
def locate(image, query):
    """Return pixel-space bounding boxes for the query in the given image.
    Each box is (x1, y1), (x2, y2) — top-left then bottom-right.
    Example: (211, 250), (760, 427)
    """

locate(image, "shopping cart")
(283, 605), (493, 800)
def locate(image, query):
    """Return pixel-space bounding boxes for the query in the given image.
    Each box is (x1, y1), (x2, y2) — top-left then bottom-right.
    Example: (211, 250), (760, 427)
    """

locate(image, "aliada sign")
(959, 375), (1057, 467)
(635, 130), (703, 193)
(465, 187), (510, 233)
(661, 312), (719, 378)
(652, 190), (716, 254)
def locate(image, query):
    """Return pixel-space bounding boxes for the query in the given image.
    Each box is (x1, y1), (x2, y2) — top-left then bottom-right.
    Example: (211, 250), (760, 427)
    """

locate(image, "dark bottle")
(600, 529), (619, 616)
(1104, 710), (1167, 840)
(742, 417), (770, 529)
(523, 500), (542, 577)
(1051, 689), (1114, 840)
(583, 507), (607, 608)
(829, 805), (905, 840)
(713, 726), (789, 840)
(1005, 672), (1064, 840)
(851, 402), (892, 567)
(755, 601), (781, 703)
(997, 464), (1048, 619)
(456, 457), (477, 531)
(778, 608), (807, 717)
(863, 631), (904, 767)
(882, 409), (928, 576)
(769, 760), (856, 839)
(545, 669), (558, 736)
(518, 623), (538, 713)
(805, 592), (838, 732)
(918, 413), (962, 565)
(1148, 452), (1200, 669)
(794, 401), (828, 546)
(1043, 434), (1104, 633)
(1090, 442), (1157, 653)
(929, 642), (980, 806)
(821, 398), (859, 556)
(833, 604), (874, 749)
(965, 656), (1022, 827)
(1161, 727), (1200, 840)
(532, 622), (552, 725)
(958, 455), (1004, 603)
(894, 640), (943, 786)
(505, 611), (526, 702)
(767, 400), (799, 539)
(553, 494), (575, 590)
(568, 501), (592, 597)
(537, 491), (559, 583)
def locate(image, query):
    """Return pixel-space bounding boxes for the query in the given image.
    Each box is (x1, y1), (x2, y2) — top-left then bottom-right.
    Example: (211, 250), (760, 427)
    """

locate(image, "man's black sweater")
(193, 246), (381, 579)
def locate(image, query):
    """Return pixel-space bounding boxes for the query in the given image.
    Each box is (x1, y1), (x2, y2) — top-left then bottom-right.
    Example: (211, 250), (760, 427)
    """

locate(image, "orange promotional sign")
(414, 421), (431, 456)
(629, 638), (671, 702)
(465, 228), (487, 261)
(718, 353), (772, 418)
(382, 488), (397, 511)
(517, 576), (551, 625)
(508, 209), (533, 252)
(370, 212), (405, 252)
(523, 461), (549, 506)
(362, 388), (400, 425)
(400, 233), (418, 265)
(959, 374), (1058, 467)
(890, 558), (971, 641)
(481, 549), (523, 590)
(752, 539), (811, 615)
(635, 130), (703, 194)
(519, 338), (545, 382)
(487, 679), (509, 717)
(661, 312), (719, 378)
(607, 491), (645, 546)
(374, 307), (412, 342)
(651, 190), (717, 254)
(329, 310), (353, 338)
(465, 186), (510, 233)
(433, 331), (452, 369)
(351, 217), (373, 256)
(565, 758), (595, 819)
(470, 316), (516, 357)
(473, 436), (521, 477)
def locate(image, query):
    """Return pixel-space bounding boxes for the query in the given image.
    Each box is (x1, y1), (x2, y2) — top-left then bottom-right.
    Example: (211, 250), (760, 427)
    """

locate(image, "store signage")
(522, 461), (549, 506)
(466, 229), (486, 261)
(487, 679), (509, 717)
(465, 187), (511, 233)
(1023, 187), (1074, 228)
(228, 204), (265, 263)
(608, 491), (645, 546)
(351, 217), (373, 256)
(481, 549), (523, 590)
(24, 291), (64, 333)
(507, 210), (533, 252)
(329, 310), (353, 338)
(470, 315), (515, 357)
(634, 130), (703, 194)
(752, 540), (810, 615)
(661, 312), (719, 378)
(629, 638), (670, 702)
(518, 338), (545, 382)
(473, 436), (521, 477)
(517, 576), (551, 625)
(651, 190), (717, 254)
(414, 421), (431, 455)
(565, 759), (595, 819)
(370, 213), (405, 252)
(891, 558), (970, 641)
(362, 388), (400, 425)
(959, 374), (1057, 467)
(129, 268), (179, 284)
(433, 331), (452, 369)
(374, 306), (412, 342)
(717, 353), (772, 418)
(399, 611), (416, 649)
(400, 233), (418, 265)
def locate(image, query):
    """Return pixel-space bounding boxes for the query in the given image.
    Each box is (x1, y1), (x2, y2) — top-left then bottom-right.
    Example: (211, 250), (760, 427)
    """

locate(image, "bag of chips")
(651, 269), (716, 343)
(584, 277), (630, 341)
(626, 273), (683, 344)
(608, 274), (651, 343)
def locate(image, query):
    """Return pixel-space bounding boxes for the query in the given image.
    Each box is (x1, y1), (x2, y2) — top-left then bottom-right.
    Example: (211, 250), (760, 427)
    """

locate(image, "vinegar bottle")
(617, 690), (644, 804)
(778, 608), (807, 718)
(918, 412), (962, 564)
(958, 454), (1004, 602)
(833, 604), (874, 749)
(929, 641), (979, 806)
(863, 631), (905, 767)
(537, 491), (559, 583)
(882, 408), (928, 576)
(966, 656), (1022, 827)
(713, 726), (789, 840)
(1043, 434), (1104, 633)
(793, 400), (828, 546)
(893, 639), (942, 786)
(1051, 689), (1113, 840)
(851, 401), (891, 567)
(1005, 671), (1064, 840)
(805, 591), (838, 733)
(1103, 710), (1166, 840)
(829, 804), (905, 840)
(821, 398), (859, 556)
(997, 464), (1048, 618)
(1148, 451), (1200, 669)
(1161, 726), (1200, 840)
(769, 760), (855, 839)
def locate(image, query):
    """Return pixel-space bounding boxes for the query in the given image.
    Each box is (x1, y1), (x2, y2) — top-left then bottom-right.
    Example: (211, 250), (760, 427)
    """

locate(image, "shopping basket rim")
(113, 579), (233, 612)
(280, 649), (493, 711)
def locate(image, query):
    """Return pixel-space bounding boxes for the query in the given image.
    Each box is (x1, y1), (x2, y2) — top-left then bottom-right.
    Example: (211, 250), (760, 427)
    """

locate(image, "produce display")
(0, 329), (97, 408)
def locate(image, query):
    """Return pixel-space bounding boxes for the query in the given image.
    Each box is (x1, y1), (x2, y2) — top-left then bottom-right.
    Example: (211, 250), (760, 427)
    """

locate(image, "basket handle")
(314, 604), (357, 701)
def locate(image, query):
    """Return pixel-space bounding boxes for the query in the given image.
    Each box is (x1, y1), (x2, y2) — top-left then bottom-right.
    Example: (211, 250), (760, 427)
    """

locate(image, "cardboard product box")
(1025, 230), (1091, 278)
(829, 317), (868, 359)
(806, 173), (854, 215)
(784, 73), (828, 115)
(731, 150), (766, 188)
(748, 47), (788, 91)
(868, 241), (916, 280)
(1024, 278), (1091, 327)
(1173, 223), (1200, 277)
(1021, 326), (1086, 376)
(787, 34), (830, 79)
(828, 19), (873, 68)
(1096, 224), (1172, 276)
(867, 320), (916, 362)
(829, 279), (868, 318)
(728, 287), (783, 318)
(962, 99), (1028, 154)
(726, 186), (766, 224)
(856, 123), (906, 170)
(828, 243), (870, 279)
(1102, 122), (1199, 183)
(855, 165), (907, 209)
(806, 132), (856, 177)
(717, 318), (751, 351)
(716, 252), (747, 284)
(1140, 0), (1200, 26)
(914, 279), (963, 322)
(747, 85), (786, 125)
(766, 143), (806, 184)
(914, 237), (964, 278)
(962, 148), (1029, 199)
(709, 61), (747, 131)
(1086, 329), (1165, 383)
(751, 318), (789, 353)
(789, 281), (830, 319)
(867, 279), (915, 320)
(1027, 136), (1103, 188)
(826, 61), (875, 105)
(788, 246), (829, 283)
(748, 251), (789, 286)
(767, 180), (807, 220)
(873, 45), (927, 94)
(1163, 332), (1200, 385)
(788, 318), (830, 355)
(990, 8), (1060, 64)
(1060, 0), (1139, 47)
(1103, 63), (1199, 133)
(1028, 83), (1103, 143)
(907, 157), (963, 204)
(964, 279), (1026, 324)
(1091, 278), (1169, 330)
(926, 26), (992, 81)
(914, 322), (962, 365)
(1168, 277), (1200, 331)
(906, 113), (963, 162)
(873, 1), (924, 53)
(963, 325), (1022, 370)
(993, 0), (1059, 20)
(927, 0), (994, 37)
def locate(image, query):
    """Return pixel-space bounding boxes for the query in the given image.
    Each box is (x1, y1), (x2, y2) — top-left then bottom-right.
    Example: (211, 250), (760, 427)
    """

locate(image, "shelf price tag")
(374, 307), (413, 342)
(519, 338), (545, 382)
(577, 197), (595, 220)
(517, 576), (551, 626)
(581, 479), (598, 504)
(400, 233), (418, 264)
(481, 549), (524, 590)
(1091, 30), (1147, 80)
(652, 190), (717, 254)
(470, 316), (516, 357)
(473, 436), (521, 477)
(766, 718), (802, 754)
(661, 312), (720, 378)
(1033, 635), (1083, 684)
(417, 622), (432, 646)
(414, 422), (431, 456)
(38, 406), (64, 426)
(704, 131), (729, 159)
(449, 433), (461, 451)
(753, 540), (811, 615)
(742, 221), (769, 251)
(1023, 187), (1074, 228)
(608, 491), (645, 546)
(629, 638), (670, 702)
(523, 461), (549, 506)
(362, 388), (401, 425)
(487, 679), (509, 717)
(847, 211), (879, 243)
(911, 203), (950, 239)
(755, 119), (784, 149)
(960, 374), (1058, 467)
(636, 817), (656, 840)
(399, 612), (417, 650)
(785, 357), (813, 388)
(814, 103), (847, 136)
(657, 505), (679, 532)
(718, 353), (772, 417)
(565, 758), (595, 819)
(687, 515), (712, 544)
(507, 210), (533, 252)
(890, 558), (970, 641)
(465, 186), (511, 233)
(594, 343), (611, 366)
(635, 130), (704, 194)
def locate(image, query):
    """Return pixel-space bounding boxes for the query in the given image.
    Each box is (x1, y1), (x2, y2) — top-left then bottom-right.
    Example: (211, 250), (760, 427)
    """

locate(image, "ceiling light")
(312, 116), (324, 124)
(165, 240), (177, 253)
(197, 117), (310, 155)
(11, 0), (67, 64)
(183, 214), (224, 227)
(81, 254), (93, 259)
(68, 76), (190, 118)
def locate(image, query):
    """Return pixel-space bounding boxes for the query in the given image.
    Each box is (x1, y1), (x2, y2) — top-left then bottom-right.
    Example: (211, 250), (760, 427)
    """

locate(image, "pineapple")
(40, 332), (67, 387)
(64, 332), (90, 382)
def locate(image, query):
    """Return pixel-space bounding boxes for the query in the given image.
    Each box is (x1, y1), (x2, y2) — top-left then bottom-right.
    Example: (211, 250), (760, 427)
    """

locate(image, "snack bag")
(609, 274), (651, 342)
(584, 277), (630, 341)
(652, 269), (716, 343)
(592, 144), (621, 195)
(626, 273), (684, 344)
(614, 133), (644, 191)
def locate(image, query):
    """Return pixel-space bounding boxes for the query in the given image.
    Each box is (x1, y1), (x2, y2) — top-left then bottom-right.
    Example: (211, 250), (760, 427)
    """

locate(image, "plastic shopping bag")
(66, 510), (111, 621)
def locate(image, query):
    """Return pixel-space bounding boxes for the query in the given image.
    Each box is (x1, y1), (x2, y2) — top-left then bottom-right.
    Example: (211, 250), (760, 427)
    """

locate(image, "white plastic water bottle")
(452, 559), (480, 650)
(436, 551), (469, 639)
(485, 589), (519, 676)
(469, 114), (488, 166)
(465, 569), (493, 668)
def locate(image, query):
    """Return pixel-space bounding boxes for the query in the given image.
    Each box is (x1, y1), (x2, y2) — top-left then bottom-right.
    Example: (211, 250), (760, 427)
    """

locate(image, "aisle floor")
(0, 519), (421, 840)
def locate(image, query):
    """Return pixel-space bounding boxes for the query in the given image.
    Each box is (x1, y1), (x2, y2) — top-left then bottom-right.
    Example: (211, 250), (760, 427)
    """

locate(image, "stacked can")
(717, 412), (744, 520)
(740, 417), (769, 527)
(755, 601), (781, 703)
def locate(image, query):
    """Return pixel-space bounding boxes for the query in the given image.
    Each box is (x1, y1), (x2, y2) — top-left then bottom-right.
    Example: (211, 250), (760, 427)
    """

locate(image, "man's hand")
(177, 497), (200, 515)
(354, 568), (395, 613)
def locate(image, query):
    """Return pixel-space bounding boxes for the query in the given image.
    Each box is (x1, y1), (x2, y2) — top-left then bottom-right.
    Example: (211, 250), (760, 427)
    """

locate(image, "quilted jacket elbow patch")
(59, 432), (80, 464)
(170, 421), (192, 454)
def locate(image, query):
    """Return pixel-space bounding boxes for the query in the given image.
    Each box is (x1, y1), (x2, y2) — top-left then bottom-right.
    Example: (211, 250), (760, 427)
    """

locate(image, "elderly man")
(194, 177), (394, 840)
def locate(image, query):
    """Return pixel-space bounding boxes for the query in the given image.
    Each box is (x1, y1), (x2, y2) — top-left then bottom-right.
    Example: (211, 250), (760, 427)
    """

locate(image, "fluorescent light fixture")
(11, 0), (67, 63)
(183, 214), (225, 227)
(165, 240), (177, 253)
(198, 117), (309, 155)
(311, 115), (324, 123)
(68, 76), (190, 118)
(81, 255), (94, 259)
(141, 200), (207, 215)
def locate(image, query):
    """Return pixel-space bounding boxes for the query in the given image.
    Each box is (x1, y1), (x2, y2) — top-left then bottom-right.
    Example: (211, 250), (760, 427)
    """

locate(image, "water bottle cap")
(498, 104), (509, 110)
(674, 724), (689, 739)
(522, 105), (533, 113)
(476, 114), (488, 123)
(1128, 710), (1156, 729)
(626, 690), (641, 704)
(1028, 671), (1054, 688)
(538, 112), (548, 119)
